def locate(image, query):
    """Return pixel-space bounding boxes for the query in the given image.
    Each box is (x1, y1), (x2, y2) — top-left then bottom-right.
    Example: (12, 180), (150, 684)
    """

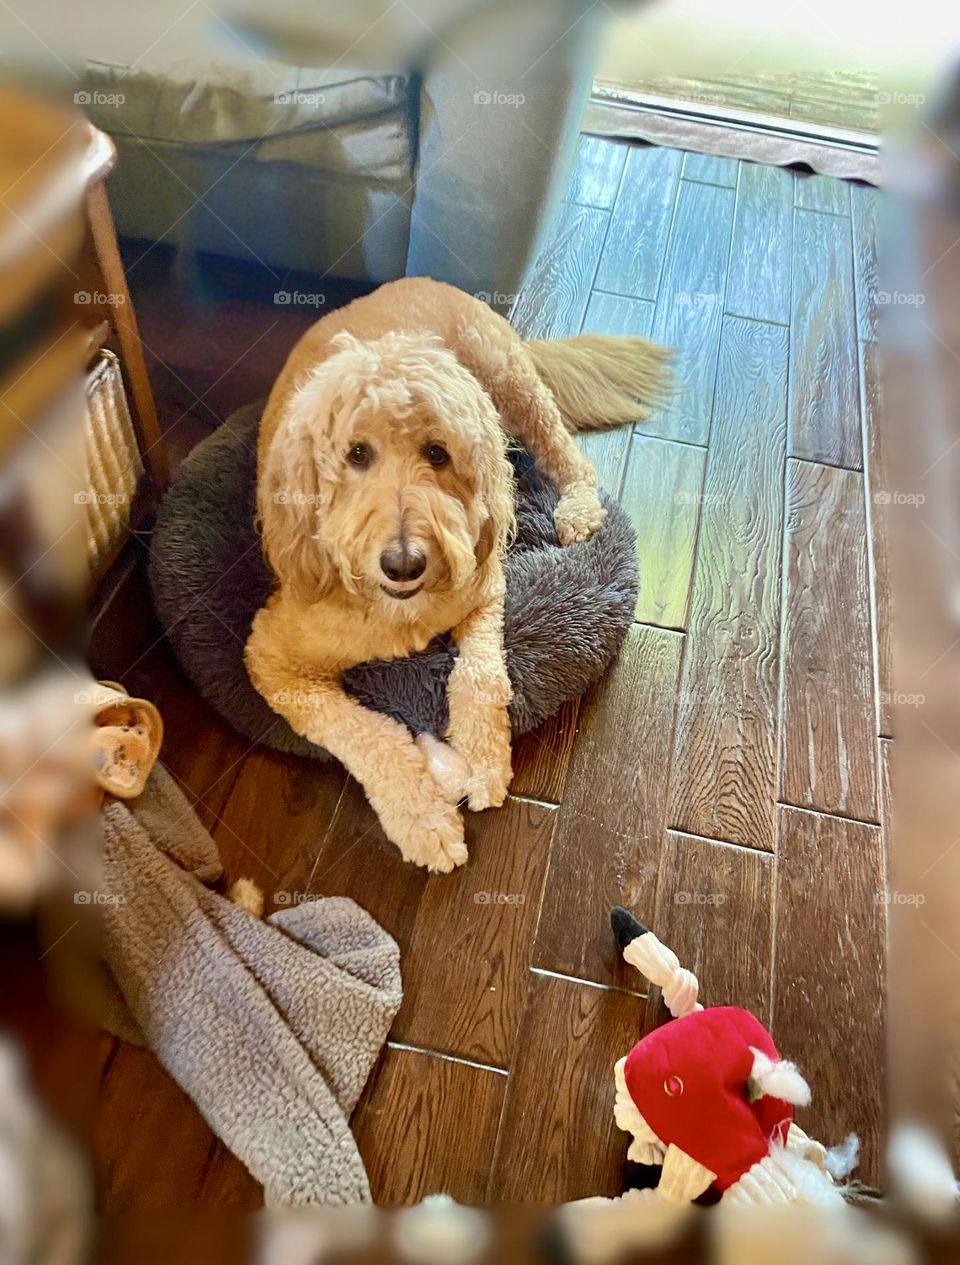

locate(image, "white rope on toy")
(612, 907), (702, 1018)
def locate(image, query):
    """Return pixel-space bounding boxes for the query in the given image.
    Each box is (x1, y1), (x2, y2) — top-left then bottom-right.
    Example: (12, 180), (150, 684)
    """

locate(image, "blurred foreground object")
(882, 60), (960, 1205)
(1, 84), (165, 910)
(0, 1036), (91, 1265)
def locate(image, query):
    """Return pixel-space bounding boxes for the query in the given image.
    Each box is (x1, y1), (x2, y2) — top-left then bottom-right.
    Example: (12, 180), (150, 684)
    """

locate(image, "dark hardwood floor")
(76, 136), (886, 1205)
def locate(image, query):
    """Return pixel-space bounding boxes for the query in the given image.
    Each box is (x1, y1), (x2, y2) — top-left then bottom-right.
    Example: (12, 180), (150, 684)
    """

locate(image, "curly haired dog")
(245, 277), (666, 872)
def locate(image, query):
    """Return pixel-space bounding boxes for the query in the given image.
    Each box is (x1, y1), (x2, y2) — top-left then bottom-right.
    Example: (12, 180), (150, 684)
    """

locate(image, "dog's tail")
(524, 334), (670, 431)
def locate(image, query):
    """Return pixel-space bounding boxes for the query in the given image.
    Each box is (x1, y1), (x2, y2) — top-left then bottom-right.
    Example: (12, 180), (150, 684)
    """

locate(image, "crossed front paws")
(554, 482), (606, 545)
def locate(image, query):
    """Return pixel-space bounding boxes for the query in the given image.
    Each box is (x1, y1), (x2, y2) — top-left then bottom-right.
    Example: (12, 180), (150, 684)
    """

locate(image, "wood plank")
(647, 832), (773, 1025)
(352, 1047), (506, 1205)
(534, 624), (683, 986)
(594, 145), (683, 302)
(581, 291), (656, 337)
(510, 698), (580, 804)
(779, 459), (878, 821)
(772, 807), (885, 1187)
(682, 151), (739, 187)
(795, 173), (851, 216)
(862, 340), (893, 737)
(619, 433), (705, 629)
(512, 202), (609, 339)
(725, 161), (794, 326)
(578, 292), (655, 493)
(789, 208), (861, 468)
(646, 179), (736, 444)
(390, 798), (557, 1066)
(302, 776), (430, 955)
(852, 183), (881, 343)
(211, 746), (348, 902)
(488, 973), (646, 1202)
(669, 317), (788, 851)
(566, 135), (627, 209)
(196, 1141), (263, 1208)
(93, 1044), (219, 1209)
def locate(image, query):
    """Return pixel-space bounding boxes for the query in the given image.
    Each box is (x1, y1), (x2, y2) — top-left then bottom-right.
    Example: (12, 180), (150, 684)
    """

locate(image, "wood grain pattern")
(725, 160), (794, 326)
(779, 459), (878, 821)
(391, 798), (556, 1066)
(353, 1047), (506, 1205)
(510, 698), (581, 804)
(669, 317), (788, 851)
(795, 173), (851, 216)
(488, 973), (646, 1202)
(512, 202), (609, 339)
(681, 152), (739, 187)
(852, 183), (880, 343)
(647, 178), (735, 444)
(595, 145), (683, 301)
(789, 208), (862, 468)
(581, 290), (655, 337)
(648, 832), (773, 1024)
(211, 747), (347, 903)
(578, 291), (655, 493)
(566, 134), (628, 208)
(772, 807), (885, 1187)
(534, 625), (683, 986)
(862, 340), (892, 737)
(619, 433), (705, 629)
(303, 776), (430, 953)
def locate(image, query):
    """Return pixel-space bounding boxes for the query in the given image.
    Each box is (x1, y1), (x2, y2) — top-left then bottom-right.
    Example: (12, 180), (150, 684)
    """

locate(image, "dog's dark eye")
(425, 444), (450, 468)
(347, 442), (373, 469)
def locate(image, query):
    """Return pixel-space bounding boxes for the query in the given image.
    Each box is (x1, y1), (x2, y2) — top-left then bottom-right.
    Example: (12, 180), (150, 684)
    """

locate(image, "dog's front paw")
(462, 724), (513, 812)
(554, 483), (606, 545)
(465, 761), (511, 812)
(394, 791), (468, 873)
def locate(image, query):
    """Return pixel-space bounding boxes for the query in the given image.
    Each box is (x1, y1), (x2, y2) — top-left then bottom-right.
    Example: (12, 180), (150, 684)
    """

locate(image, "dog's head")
(259, 331), (514, 609)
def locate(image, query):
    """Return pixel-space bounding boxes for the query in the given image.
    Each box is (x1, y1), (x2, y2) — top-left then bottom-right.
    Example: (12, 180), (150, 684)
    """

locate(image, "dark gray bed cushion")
(149, 402), (639, 759)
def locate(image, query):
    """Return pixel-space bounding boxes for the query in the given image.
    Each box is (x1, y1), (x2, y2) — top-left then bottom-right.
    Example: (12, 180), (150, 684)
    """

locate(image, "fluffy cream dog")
(245, 278), (666, 872)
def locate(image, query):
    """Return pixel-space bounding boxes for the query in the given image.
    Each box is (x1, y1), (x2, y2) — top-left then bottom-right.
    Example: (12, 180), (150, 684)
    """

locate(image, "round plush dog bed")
(150, 402), (638, 759)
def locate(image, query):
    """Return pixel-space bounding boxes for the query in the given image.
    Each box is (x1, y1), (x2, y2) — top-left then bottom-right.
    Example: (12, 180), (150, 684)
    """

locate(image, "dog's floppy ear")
(476, 420), (515, 567)
(258, 404), (336, 602)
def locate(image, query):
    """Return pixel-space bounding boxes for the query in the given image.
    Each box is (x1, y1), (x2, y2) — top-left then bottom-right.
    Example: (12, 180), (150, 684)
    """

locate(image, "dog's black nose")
(379, 543), (426, 583)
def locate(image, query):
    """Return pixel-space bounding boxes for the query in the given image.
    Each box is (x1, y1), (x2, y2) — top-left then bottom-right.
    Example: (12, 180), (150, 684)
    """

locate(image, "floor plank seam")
(507, 792), (560, 810)
(788, 452), (865, 475)
(776, 801), (881, 829)
(385, 1041), (509, 1077)
(632, 618), (686, 636)
(529, 966), (649, 1001)
(666, 827), (776, 856)
(722, 311), (789, 330)
(793, 202), (852, 220)
(631, 429), (708, 453)
(681, 175), (738, 190)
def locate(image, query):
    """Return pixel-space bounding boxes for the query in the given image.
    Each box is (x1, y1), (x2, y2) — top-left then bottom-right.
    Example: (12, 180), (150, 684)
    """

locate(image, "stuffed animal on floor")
(559, 908), (862, 1260)
(608, 906), (859, 1208)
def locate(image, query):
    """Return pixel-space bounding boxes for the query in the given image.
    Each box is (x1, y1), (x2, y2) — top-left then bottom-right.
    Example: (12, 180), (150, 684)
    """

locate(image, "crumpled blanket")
(100, 764), (402, 1206)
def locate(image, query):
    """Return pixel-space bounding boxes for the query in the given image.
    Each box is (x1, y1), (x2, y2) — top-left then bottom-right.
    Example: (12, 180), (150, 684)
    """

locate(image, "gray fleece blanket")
(101, 766), (402, 1205)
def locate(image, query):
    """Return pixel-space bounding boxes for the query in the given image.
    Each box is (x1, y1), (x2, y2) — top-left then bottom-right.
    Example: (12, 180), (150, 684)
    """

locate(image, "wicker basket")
(83, 349), (143, 569)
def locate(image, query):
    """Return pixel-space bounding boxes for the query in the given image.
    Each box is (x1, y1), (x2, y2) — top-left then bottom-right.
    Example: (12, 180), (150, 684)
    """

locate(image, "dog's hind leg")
(456, 329), (605, 545)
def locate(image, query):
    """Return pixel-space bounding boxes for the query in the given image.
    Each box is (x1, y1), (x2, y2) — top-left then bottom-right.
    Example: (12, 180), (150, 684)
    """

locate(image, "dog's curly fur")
(245, 278), (667, 872)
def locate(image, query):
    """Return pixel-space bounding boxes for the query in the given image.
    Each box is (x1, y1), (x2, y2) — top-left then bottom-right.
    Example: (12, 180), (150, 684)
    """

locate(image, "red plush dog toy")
(608, 907), (858, 1208)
